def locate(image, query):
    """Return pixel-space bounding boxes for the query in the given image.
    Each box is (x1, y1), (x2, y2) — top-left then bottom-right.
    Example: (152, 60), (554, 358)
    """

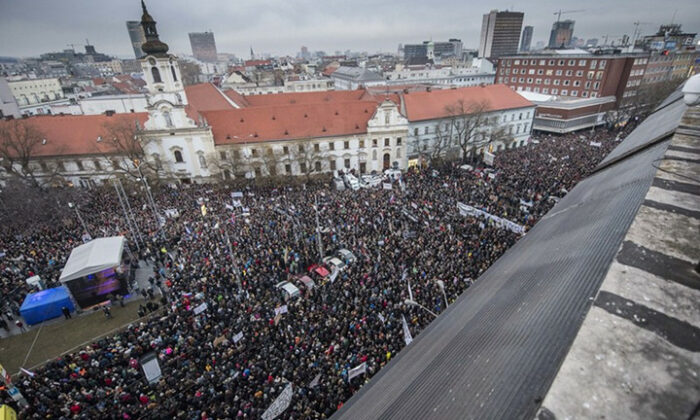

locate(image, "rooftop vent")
(42, 139), (47, 145)
(284, 129), (289, 135)
(254, 132), (258, 137)
(96, 136), (102, 142)
(272, 115), (276, 120)
(304, 113), (308, 118)
(322, 126), (327, 132)
(335, 111), (339, 115)
(240, 118), (244, 123)
(226, 134), (231, 140)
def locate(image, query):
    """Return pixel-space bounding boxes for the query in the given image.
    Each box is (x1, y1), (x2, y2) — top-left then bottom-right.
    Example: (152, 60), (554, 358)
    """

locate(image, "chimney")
(105, 110), (115, 116)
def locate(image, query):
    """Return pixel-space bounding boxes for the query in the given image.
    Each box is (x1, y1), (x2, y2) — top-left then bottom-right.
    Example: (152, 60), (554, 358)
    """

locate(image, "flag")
(407, 280), (413, 301)
(200, 204), (207, 217)
(402, 315), (413, 346)
(347, 362), (367, 381)
(378, 313), (386, 324)
(309, 373), (321, 388)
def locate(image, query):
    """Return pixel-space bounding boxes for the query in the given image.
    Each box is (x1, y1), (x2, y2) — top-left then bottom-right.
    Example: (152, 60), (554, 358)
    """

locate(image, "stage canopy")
(20, 286), (74, 325)
(59, 236), (125, 283)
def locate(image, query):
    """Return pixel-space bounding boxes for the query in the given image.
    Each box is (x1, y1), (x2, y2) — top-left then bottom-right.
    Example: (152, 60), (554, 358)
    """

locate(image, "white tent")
(59, 236), (126, 283)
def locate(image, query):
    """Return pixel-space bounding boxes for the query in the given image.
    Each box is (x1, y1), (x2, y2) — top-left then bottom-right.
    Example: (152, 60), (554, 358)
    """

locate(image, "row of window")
(500, 77), (602, 90)
(219, 138), (405, 160)
(502, 68), (606, 80)
(512, 85), (599, 98)
(505, 58), (607, 70)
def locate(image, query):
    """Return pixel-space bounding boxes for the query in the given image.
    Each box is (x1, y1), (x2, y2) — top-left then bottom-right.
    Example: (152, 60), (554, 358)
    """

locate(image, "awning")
(59, 236), (125, 283)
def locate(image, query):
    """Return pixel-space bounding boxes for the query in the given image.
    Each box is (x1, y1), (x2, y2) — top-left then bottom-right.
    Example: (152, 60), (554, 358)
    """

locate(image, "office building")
(520, 26), (533, 52)
(479, 10), (524, 59)
(189, 32), (218, 62)
(403, 39), (463, 63)
(549, 20), (575, 48)
(126, 21), (146, 59)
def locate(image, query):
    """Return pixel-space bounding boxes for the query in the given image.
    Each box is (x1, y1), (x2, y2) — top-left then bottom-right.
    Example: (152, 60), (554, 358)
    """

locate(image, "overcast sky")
(1, 0), (699, 59)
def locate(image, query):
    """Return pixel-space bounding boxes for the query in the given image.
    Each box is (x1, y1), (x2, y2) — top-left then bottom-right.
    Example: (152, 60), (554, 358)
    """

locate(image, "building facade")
(479, 10), (524, 59)
(126, 21), (147, 59)
(495, 52), (649, 106)
(549, 20), (575, 48)
(520, 26), (533, 52)
(7, 78), (64, 106)
(189, 32), (218, 63)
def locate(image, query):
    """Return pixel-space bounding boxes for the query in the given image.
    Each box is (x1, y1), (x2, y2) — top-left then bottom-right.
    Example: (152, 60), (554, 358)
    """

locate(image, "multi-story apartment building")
(7, 77), (64, 106)
(495, 51), (649, 106)
(479, 10), (524, 59)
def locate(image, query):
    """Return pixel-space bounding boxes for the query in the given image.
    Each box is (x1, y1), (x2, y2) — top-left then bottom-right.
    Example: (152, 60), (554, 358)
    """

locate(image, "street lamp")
(68, 202), (91, 240)
(436, 280), (449, 308)
(404, 298), (438, 318)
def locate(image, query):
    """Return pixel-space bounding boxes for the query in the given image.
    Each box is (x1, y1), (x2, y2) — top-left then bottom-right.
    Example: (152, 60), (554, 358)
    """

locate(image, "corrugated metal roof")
(332, 96), (686, 420)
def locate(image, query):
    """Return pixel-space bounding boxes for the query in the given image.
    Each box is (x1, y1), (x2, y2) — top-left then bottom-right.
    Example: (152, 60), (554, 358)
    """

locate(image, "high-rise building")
(300, 46), (310, 60)
(479, 10), (524, 59)
(403, 39), (463, 62)
(189, 32), (218, 62)
(126, 21), (146, 59)
(549, 20), (575, 48)
(520, 26), (533, 52)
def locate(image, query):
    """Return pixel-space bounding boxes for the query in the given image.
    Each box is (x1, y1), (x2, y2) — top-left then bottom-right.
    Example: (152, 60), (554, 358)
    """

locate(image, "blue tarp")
(19, 286), (74, 325)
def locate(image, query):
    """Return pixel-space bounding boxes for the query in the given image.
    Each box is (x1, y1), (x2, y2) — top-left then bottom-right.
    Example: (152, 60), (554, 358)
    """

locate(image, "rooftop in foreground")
(332, 84), (699, 420)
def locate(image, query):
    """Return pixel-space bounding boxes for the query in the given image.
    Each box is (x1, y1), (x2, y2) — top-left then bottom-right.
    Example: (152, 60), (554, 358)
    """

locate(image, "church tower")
(139, 0), (194, 130)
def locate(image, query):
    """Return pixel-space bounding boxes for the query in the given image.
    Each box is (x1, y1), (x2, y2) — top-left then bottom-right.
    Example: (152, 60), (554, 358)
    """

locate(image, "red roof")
(185, 83), (236, 113)
(402, 84), (533, 122)
(244, 60), (272, 67)
(243, 90), (367, 107)
(202, 100), (379, 145)
(222, 89), (250, 108)
(112, 82), (140, 94)
(0, 113), (149, 157)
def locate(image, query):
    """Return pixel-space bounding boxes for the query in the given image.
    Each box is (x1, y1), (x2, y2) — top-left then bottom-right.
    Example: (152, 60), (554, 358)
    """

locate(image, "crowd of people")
(0, 127), (627, 419)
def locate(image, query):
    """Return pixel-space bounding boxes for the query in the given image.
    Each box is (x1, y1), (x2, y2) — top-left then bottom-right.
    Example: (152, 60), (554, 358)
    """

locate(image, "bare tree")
(429, 119), (456, 165)
(209, 146), (252, 180)
(99, 118), (157, 180)
(178, 59), (202, 86)
(0, 119), (50, 187)
(292, 141), (327, 179)
(445, 100), (493, 163)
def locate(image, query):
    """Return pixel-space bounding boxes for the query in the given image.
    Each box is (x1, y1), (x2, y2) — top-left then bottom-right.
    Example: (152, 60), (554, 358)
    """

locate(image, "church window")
(198, 154), (207, 169)
(171, 65), (178, 82)
(152, 66), (162, 83)
(174, 150), (183, 163)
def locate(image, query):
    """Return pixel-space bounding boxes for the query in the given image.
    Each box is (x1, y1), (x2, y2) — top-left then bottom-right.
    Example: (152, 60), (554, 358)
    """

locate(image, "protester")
(0, 127), (627, 418)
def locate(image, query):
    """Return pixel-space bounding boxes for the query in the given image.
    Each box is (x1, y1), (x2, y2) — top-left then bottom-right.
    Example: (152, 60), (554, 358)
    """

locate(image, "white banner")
(457, 202), (525, 235)
(402, 315), (413, 346)
(231, 191), (244, 198)
(382, 183), (392, 190)
(233, 331), (244, 343)
(262, 383), (293, 420)
(309, 373), (321, 388)
(378, 313), (386, 324)
(193, 302), (208, 315)
(348, 362), (367, 381)
(590, 141), (602, 147)
(274, 305), (288, 316)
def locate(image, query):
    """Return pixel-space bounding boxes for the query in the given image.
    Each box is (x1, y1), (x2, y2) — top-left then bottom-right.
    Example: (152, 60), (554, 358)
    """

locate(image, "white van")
(344, 174), (361, 191)
(276, 281), (300, 301)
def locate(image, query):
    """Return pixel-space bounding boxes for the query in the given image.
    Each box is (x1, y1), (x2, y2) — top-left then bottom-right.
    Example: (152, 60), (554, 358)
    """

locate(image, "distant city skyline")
(1, 0), (699, 59)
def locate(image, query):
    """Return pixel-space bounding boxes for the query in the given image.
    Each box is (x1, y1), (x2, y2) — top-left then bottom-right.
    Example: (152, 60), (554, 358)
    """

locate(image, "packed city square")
(0, 124), (634, 419)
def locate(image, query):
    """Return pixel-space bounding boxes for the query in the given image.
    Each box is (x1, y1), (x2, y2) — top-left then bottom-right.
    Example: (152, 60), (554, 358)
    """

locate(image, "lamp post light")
(404, 298), (438, 318)
(436, 280), (449, 309)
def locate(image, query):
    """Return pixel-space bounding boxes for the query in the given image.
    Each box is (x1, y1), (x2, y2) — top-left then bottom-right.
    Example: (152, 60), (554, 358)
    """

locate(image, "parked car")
(384, 168), (402, 181)
(275, 281), (300, 301)
(323, 256), (346, 272)
(337, 248), (357, 264)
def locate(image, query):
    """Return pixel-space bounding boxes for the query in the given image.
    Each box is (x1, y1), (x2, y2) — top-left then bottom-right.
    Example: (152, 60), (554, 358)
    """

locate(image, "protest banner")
(262, 383), (293, 420)
(402, 315), (413, 346)
(348, 362), (367, 381)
